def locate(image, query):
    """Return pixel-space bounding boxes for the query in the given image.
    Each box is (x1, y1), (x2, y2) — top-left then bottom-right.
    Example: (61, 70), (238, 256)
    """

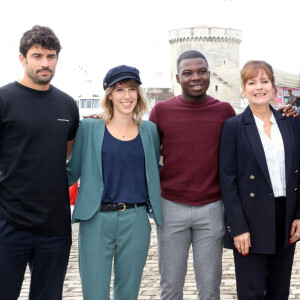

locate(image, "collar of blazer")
(243, 105), (285, 125)
(93, 120), (105, 180)
(242, 105), (292, 189)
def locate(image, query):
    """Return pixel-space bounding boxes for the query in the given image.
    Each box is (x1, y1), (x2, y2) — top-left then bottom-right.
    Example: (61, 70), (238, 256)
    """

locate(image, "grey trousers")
(157, 198), (225, 300)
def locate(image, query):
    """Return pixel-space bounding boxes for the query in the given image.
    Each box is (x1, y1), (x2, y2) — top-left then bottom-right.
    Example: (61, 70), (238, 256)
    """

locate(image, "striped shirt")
(253, 112), (286, 197)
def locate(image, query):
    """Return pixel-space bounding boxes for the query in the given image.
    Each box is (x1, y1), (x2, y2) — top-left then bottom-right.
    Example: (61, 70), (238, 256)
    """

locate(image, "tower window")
(215, 85), (218, 92)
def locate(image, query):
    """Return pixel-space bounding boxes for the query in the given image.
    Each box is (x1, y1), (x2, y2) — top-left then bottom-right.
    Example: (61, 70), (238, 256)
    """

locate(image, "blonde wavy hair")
(100, 79), (148, 124)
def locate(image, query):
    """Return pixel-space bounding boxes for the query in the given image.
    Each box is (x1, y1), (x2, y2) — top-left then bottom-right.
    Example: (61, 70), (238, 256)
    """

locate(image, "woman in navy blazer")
(219, 60), (300, 300)
(67, 65), (162, 300)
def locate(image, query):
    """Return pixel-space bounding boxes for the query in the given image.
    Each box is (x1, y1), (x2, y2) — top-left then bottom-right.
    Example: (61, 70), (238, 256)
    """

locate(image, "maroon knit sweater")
(149, 94), (236, 206)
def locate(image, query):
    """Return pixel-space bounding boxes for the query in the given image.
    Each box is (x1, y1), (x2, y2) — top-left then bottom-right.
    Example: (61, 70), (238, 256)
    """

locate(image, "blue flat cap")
(103, 65), (142, 90)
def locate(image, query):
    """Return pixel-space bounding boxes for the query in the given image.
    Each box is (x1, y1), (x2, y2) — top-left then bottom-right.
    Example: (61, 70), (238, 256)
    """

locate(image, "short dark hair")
(19, 25), (62, 57)
(177, 50), (208, 72)
(288, 89), (292, 92)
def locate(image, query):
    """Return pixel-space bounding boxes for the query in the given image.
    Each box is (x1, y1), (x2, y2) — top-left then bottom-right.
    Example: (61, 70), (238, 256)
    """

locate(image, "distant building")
(76, 97), (101, 119)
(144, 87), (173, 109)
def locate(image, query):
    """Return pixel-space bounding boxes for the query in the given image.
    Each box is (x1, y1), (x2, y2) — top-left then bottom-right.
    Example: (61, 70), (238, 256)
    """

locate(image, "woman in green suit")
(67, 65), (162, 300)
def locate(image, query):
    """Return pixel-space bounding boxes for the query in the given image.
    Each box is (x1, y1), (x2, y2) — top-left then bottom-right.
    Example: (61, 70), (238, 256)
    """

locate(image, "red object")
(69, 182), (78, 205)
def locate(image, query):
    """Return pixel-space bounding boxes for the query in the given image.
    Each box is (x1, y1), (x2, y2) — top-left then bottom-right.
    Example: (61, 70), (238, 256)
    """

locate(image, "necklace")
(107, 120), (138, 140)
(263, 114), (272, 130)
(120, 132), (127, 139)
(253, 109), (272, 131)
(121, 128), (130, 139)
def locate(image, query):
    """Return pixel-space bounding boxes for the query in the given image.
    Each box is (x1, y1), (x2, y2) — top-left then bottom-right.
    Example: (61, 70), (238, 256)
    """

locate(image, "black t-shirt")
(0, 81), (79, 235)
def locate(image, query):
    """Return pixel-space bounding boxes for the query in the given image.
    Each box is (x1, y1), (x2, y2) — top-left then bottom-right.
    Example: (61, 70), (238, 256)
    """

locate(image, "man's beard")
(27, 68), (55, 85)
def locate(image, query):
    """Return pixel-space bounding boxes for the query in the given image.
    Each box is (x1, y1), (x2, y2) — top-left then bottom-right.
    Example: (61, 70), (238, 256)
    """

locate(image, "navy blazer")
(219, 105), (300, 254)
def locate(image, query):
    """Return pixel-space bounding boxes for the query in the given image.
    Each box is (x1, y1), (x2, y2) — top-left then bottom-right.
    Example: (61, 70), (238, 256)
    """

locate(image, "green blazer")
(67, 118), (162, 225)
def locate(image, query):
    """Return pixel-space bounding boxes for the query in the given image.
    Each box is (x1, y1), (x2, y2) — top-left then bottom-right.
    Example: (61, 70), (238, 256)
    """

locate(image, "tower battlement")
(169, 27), (242, 44)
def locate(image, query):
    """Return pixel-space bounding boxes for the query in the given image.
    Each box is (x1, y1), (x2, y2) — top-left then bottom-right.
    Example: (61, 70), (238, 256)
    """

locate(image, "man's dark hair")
(177, 50), (208, 72)
(19, 25), (62, 57)
(288, 89), (292, 92)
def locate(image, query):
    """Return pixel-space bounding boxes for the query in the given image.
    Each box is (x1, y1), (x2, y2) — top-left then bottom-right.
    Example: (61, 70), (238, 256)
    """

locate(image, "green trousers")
(78, 205), (151, 300)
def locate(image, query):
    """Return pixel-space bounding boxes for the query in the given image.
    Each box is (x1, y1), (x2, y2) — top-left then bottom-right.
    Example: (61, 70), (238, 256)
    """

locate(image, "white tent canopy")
(212, 68), (300, 89)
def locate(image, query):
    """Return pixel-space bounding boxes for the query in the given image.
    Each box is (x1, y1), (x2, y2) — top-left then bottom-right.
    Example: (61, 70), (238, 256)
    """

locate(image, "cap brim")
(108, 75), (142, 88)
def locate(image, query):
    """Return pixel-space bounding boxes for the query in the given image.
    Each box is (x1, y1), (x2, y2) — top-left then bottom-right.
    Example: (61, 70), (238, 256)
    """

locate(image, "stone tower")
(168, 26), (242, 108)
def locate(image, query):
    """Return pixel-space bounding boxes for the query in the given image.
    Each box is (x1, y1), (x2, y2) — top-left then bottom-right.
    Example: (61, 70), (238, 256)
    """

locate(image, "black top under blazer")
(219, 105), (300, 254)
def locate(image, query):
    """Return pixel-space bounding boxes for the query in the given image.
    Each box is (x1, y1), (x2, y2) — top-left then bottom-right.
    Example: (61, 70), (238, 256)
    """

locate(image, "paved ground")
(19, 221), (300, 299)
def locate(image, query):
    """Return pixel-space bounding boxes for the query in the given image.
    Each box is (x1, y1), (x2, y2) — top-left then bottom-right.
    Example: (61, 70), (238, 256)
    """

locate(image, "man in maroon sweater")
(149, 50), (235, 300)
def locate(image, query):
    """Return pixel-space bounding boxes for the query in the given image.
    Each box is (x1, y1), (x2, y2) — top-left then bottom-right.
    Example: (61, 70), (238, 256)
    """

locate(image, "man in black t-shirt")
(0, 25), (79, 300)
